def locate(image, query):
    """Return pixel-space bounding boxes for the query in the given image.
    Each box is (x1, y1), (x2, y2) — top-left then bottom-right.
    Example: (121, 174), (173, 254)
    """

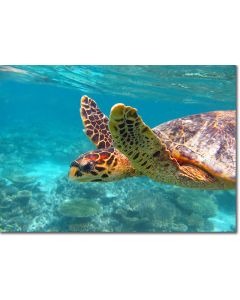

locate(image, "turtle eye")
(70, 161), (79, 168)
(81, 161), (94, 173)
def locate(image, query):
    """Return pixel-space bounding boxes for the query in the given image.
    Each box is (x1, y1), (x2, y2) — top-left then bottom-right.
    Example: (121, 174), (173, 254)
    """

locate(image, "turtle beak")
(69, 161), (82, 179)
(69, 166), (78, 178)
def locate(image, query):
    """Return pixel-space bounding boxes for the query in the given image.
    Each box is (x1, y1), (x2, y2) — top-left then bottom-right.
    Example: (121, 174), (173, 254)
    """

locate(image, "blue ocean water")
(0, 65), (236, 232)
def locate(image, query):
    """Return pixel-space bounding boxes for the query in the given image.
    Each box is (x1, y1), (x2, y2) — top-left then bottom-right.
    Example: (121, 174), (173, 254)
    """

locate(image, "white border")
(0, 1), (239, 300)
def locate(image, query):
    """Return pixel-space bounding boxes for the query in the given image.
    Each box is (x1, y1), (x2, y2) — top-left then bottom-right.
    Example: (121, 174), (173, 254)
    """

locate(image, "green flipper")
(109, 104), (180, 184)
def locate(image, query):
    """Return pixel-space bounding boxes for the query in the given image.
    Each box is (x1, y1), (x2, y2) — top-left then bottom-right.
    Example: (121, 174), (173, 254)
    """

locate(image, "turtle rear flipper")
(109, 104), (180, 183)
(80, 96), (113, 149)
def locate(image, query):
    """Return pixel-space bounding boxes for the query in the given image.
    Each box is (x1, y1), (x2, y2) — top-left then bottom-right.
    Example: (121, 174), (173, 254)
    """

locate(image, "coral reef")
(175, 190), (217, 217)
(0, 173), (47, 232)
(114, 188), (180, 232)
(5, 173), (37, 186)
(213, 190), (236, 214)
(111, 186), (220, 232)
(14, 190), (32, 206)
(58, 198), (101, 218)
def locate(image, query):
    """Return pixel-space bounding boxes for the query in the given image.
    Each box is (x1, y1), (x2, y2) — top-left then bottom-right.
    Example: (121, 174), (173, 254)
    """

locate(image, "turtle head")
(69, 147), (137, 182)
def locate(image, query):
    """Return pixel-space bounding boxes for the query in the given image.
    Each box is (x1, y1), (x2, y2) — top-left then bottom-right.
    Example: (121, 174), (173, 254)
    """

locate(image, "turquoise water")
(0, 65), (236, 232)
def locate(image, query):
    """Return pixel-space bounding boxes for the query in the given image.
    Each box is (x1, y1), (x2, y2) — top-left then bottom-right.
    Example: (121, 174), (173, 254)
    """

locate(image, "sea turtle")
(69, 95), (236, 190)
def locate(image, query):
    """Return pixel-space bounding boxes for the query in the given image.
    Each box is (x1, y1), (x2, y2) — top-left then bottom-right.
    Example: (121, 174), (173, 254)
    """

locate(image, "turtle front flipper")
(80, 95), (113, 149)
(109, 104), (180, 184)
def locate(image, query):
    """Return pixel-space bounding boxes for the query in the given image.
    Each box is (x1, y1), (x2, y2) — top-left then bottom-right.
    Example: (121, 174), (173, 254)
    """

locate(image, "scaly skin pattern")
(80, 95), (113, 149)
(109, 104), (236, 190)
(69, 147), (136, 182)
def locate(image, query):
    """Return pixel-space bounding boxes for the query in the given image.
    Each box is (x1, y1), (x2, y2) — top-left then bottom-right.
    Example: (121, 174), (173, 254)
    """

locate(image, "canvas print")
(0, 65), (236, 233)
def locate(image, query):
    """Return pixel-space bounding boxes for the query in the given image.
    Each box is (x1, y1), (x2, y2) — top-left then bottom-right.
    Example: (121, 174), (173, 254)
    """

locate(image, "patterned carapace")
(153, 110), (236, 182)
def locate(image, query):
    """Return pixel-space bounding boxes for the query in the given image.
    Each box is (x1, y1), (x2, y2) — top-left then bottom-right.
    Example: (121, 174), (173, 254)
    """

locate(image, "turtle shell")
(153, 110), (236, 182)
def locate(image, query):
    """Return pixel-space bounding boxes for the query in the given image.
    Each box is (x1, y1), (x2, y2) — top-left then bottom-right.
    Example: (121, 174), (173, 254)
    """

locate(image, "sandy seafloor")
(0, 65), (236, 232)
